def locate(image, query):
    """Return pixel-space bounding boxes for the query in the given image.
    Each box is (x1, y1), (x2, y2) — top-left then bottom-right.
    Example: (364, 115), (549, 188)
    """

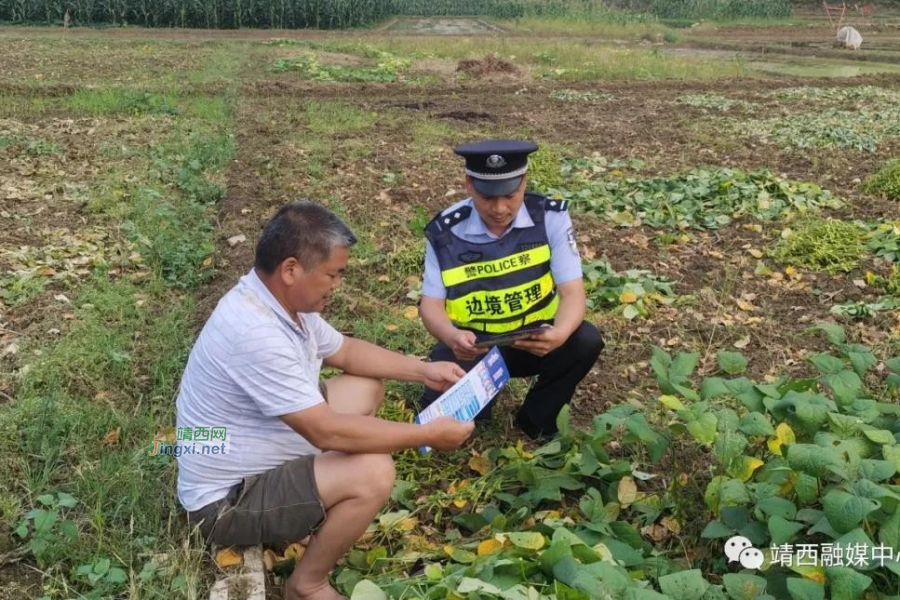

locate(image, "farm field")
(4, 7), (900, 599)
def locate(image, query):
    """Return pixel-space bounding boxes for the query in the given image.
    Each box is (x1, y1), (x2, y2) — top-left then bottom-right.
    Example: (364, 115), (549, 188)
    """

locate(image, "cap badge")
(486, 154), (507, 169)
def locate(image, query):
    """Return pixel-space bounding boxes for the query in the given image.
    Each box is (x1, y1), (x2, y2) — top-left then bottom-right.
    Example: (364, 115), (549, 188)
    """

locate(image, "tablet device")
(473, 325), (548, 348)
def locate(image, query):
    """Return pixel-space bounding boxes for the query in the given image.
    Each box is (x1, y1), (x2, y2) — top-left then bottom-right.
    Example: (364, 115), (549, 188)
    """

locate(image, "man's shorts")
(187, 382), (329, 546)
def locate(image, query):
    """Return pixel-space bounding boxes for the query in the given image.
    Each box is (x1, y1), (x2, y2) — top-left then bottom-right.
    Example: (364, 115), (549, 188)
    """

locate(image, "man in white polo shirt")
(176, 200), (473, 600)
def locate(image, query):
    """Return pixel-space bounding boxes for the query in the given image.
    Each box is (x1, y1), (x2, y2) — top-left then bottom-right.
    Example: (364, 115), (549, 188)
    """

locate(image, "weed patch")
(770, 85), (900, 104)
(67, 89), (181, 116)
(550, 89), (614, 103)
(772, 219), (865, 273)
(273, 50), (412, 83)
(866, 159), (900, 201)
(677, 93), (756, 112)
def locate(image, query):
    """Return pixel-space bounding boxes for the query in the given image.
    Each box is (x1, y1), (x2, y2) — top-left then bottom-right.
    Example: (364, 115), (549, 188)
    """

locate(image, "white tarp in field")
(837, 26), (863, 50)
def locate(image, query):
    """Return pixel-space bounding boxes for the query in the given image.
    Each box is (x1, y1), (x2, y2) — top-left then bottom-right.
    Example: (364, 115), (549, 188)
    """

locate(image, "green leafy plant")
(772, 219), (865, 273)
(831, 298), (898, 319)
(582, 259), (676, 319)
(737, 107), (900, 153)
(647, 0), (791, 19)
(866, 266), (900, 296)
(74, 557), (128, 592)
(770, 85), (900, 105)
(552, 157), (840, 230)
(527, 145), (567, 193)
(272, 51), (412, 83)
(653, 327), (900, 597)
(550, 89), (613, 103)
(337, 325), (900, 598)
(866, 221), (900, 262)
(14, 492), (79, 565)
(865, 159), (900, 201)
(677, 93), (756, 112)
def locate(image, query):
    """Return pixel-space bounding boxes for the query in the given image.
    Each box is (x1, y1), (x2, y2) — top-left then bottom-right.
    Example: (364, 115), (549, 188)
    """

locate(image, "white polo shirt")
(175, 268), (344, 512)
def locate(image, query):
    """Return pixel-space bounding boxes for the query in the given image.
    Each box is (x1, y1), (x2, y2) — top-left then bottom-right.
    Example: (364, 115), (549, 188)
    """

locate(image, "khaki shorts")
(188, 454), (326, 546)
(187, 382), (329, 546)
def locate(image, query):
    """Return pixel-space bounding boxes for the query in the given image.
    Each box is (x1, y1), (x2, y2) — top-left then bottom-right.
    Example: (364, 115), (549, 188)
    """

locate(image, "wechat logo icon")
(725, 536), (764, 570)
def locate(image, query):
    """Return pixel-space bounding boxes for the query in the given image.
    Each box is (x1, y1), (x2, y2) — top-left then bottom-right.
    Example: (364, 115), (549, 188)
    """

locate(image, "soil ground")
(3, 14), (900, 598)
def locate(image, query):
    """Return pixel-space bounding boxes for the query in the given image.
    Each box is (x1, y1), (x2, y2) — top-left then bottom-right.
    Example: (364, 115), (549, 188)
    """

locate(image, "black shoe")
(474, 402), (494, 423)
(514, 413), (553, 442)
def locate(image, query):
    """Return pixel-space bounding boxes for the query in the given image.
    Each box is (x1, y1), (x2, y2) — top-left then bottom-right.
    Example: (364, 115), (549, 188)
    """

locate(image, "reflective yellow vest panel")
(424, 195), (560, 333)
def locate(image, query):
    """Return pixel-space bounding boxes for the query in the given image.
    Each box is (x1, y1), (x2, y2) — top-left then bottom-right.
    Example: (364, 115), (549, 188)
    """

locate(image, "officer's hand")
(512, 326), (566, 357)
(423, 361), (466, 392)
(425, 416), (475, 450)
(447, 329), (488, 362)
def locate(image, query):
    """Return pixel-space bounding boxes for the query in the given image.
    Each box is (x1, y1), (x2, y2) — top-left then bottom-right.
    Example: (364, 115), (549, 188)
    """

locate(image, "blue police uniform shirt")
(422, 197), (583, 300)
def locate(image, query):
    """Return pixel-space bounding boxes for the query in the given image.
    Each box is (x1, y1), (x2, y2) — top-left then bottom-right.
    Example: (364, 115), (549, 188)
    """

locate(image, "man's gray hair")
(254, 200), (357, 273)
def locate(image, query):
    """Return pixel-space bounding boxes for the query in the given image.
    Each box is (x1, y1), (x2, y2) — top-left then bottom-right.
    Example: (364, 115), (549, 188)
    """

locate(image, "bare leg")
(285, 376), (391, 599)
(285, 452), (395, 599)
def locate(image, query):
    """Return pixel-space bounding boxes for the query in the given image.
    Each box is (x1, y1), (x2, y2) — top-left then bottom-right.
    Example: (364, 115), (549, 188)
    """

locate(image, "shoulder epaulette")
(435, 205), (472, 229)
(544, 198), (569, 212)
(425, 205), (472, 245)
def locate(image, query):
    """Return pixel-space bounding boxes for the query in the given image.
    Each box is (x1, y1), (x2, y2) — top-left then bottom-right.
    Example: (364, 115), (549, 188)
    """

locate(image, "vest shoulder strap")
(525, 192), (568, 213)
(425, 205), (473, 246)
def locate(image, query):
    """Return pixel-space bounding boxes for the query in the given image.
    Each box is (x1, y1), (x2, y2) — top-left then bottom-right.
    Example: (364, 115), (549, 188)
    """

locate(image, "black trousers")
(417, 321), (604, 438)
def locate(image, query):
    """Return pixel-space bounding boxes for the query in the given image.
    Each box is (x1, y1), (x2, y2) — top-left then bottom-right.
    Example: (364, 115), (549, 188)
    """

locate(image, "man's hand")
(446, 329), (488, 362)
(425, 416), (475, 450)
(512, 325), (567, 357)
(423, 361), (466, 392)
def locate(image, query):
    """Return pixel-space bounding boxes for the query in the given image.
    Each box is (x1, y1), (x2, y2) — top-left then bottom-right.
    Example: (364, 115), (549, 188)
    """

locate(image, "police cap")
(454, 139), (539, 197)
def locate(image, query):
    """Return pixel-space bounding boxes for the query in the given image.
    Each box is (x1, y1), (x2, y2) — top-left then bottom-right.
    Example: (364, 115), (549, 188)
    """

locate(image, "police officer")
(417, 139), (604, 439)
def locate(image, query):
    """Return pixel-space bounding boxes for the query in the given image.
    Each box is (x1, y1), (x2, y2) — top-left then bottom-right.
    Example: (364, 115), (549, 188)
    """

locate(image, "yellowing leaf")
(535, 510), (561, 521)
(154, 427), (176, 443)
(263, 549), (278, 571)
(102, 427), (121, 445)
(732, 456), (765, 482)
(468, 454), (490, 476)
(477, 539), (503, 556)
(658, 395), (686, 411)
(661, 516), (681, 534)
(748, 248), (763, 258)
(619, 291), (638, 304)
(641, 523), (670, 543)
(733, 336), (751, 349)
(453, 498), (468, 508)
(215, 547), (242, 568)
(767, 422), (796, 456)
(384, 324), (399, 332)
(201, 256), (213, 268)
(398, 517), (417, 532)
(402, 306), (419, 321)
(790, 562), (826, 584)
(736, 299), (755, 312)
(779, 471), (798, 496)
(507, 531), (545, 550)
(617, 476), (638, 506)
(284, 543), (306, 561)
